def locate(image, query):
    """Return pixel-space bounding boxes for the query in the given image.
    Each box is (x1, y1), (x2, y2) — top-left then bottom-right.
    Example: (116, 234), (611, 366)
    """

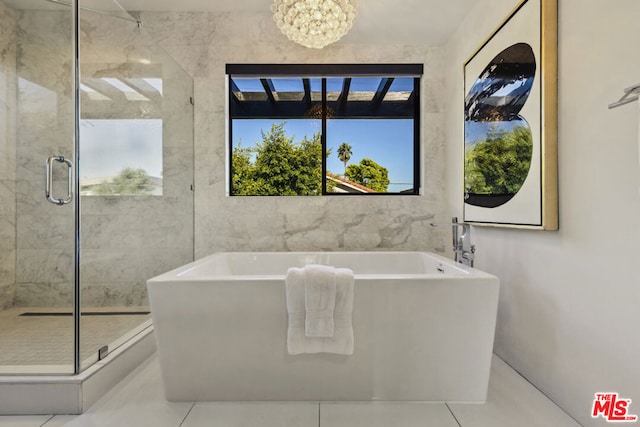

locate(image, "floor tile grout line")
(178, 402), (196, 427)
(493, 353), (582, 426)
(445, 402), (463, 427)
(40, 415), (56, 427)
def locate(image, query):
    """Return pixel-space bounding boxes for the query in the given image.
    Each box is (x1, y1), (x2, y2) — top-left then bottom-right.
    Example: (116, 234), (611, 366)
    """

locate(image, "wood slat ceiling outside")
(230, 77), (415, 119)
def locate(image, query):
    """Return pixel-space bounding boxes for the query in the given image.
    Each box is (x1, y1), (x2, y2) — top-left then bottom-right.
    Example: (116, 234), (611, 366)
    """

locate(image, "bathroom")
(0, 0), (639, 426)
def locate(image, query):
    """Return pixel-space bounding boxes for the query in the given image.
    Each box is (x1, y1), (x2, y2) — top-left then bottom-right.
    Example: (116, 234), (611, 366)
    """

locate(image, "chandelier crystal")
(271, 0), (357, 49)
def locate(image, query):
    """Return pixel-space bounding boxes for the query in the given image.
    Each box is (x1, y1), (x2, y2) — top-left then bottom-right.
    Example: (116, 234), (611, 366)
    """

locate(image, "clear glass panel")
(81, 0), (140, 24)
(386, 77), (414, 101)
(326, 78), (343, 101)
(271, 78), (304, 102)
(78, 1), (194, 370)
(326, 119), (415, 193)
(232, 78), (267, 101)
(80, 119), (163, 196)
(230, 119), (322, 196)
(347, 77), (381, 101)
(0, 0), (75, 374)
(230, 71), (418, 196)
(309, 78), (322, 102)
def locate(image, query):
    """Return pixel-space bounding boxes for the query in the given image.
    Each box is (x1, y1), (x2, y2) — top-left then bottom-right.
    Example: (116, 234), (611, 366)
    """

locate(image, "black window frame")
(226, 63), (423, 196)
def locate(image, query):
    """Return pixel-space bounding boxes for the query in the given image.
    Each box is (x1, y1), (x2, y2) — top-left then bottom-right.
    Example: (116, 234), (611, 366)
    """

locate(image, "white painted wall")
(445, 1), (640, 425)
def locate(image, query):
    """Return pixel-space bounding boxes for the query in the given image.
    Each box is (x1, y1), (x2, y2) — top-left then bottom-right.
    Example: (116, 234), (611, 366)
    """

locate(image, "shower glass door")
(0, 0), (76, 374)
(0, 0), (194, 375)
(77, 0), (194, 370)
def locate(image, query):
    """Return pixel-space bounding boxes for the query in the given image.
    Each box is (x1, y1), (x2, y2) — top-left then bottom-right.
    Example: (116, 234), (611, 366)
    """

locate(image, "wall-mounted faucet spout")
(430, 216), (475, 267)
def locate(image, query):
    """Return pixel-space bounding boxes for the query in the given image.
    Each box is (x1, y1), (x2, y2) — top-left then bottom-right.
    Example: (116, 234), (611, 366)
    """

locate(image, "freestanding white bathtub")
(147, 251), (499, 402)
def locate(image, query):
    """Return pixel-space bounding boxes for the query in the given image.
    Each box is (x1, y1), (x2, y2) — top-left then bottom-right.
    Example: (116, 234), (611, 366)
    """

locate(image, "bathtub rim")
(147, 250), (496, 283)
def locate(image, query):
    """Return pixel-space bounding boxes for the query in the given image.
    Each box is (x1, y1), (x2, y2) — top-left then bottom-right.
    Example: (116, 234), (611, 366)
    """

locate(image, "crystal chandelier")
(271, 0), (357, 49)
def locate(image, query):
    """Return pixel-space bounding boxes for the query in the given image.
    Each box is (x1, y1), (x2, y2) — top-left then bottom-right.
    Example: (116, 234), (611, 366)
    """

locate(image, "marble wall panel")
(139, 9), (450, 259)
(16, 249), (74, 284)
(10, 10), (195, 308)
(135, 12), (216, 80)
(13, 9), (75, 308)
(16, 214), (74, 250)
(0, 180), (15, 250)
(80, 281), (148, 307)
(162, 147), (194, 197)
(12, 7), (452, 307)
(80, 249), (143, 284)
(14, 282), (73, 307)
(140, 213), (193, 250)
(141, 248), (193, 284)
(0, 103), (16, 182)
(0, 0), (16, 310)
(80, 214), (143, 250)
(0, 249), (15, 310)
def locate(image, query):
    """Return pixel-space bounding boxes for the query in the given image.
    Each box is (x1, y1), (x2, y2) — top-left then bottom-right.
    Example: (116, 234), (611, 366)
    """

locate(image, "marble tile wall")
(13, 8), (76, 308)
(75, 11), (194, 307)
(138, 11), (449, 259)
(12, 9), (194, 308)
(9, 8), (450, 308)
(0, 0), (16, 310)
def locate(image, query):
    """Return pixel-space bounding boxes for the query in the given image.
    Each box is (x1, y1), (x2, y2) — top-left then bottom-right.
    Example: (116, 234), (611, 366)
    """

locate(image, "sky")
(232, 118), (415, 193)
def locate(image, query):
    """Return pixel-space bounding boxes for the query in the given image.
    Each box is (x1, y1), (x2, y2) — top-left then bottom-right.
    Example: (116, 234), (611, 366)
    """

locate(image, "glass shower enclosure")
(0, 0), (194, 375)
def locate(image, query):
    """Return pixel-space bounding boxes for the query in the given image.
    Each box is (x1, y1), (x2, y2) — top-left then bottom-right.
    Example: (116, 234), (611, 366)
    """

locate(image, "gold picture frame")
(463, 0), (558, 230)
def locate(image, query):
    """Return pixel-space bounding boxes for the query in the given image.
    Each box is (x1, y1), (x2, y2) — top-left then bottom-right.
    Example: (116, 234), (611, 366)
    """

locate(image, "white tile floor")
(0, 353), (581, 427)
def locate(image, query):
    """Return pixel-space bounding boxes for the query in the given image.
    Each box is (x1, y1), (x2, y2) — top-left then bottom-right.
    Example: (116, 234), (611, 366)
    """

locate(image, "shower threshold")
(0, 318), (156, 414)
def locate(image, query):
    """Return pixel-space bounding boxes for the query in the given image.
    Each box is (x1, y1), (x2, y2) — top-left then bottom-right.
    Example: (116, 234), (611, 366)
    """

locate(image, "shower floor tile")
(0, 307), (151, 367)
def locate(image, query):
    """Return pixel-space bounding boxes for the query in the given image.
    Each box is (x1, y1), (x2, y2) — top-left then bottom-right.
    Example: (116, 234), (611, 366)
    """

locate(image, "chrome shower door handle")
(45, 156), (73, 205)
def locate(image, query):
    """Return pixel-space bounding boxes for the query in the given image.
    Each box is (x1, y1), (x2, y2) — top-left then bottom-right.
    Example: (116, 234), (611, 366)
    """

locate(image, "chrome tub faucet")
(431, 216), (475, 267)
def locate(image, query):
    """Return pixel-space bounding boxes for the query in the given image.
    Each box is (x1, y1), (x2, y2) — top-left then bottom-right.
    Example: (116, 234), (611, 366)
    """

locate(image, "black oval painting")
(464, 43), (536, 208)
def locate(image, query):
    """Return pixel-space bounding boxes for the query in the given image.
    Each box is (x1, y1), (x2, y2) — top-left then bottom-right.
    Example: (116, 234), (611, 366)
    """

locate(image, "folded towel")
(304, 264), (336, 337)
(285, 267), (305, 316)
(285, 266), (354, 355)
(329, 267), (355, 354)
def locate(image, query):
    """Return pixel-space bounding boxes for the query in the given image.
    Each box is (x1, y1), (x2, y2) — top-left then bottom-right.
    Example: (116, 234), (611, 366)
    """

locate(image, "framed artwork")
(463, 0), (558, 230)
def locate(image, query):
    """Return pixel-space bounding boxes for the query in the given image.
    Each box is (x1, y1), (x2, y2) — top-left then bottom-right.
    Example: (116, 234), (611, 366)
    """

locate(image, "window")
(79, 72), (164, 196)
(227, 64), (422, 196)
(80, 119), (163, 196)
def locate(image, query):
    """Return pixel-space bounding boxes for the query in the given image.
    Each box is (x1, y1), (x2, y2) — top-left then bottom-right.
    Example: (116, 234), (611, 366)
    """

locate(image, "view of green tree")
(337, 142), (352, 174)
(345, 158), (390, 192)
(464, 124), (533, 195)
(91, 167), (155, 195)
(231, 122), (326, 196)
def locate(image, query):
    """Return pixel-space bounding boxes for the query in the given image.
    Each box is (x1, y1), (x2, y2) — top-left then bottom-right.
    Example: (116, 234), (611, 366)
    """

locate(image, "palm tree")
(337, 142), (352, 175)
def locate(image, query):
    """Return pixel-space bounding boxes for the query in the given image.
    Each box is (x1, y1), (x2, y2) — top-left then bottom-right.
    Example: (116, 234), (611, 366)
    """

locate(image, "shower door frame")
(72, 0), (81, 375)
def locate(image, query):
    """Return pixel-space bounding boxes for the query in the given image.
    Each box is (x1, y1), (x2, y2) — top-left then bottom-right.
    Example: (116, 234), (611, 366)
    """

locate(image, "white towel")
(304, 264), (336, 337)
(285, 266), (354, 355)
(330, 267), (355, 354)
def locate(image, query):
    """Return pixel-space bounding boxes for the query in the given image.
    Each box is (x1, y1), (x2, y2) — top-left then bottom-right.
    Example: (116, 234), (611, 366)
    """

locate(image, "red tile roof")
(326, 172), (377, 193)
